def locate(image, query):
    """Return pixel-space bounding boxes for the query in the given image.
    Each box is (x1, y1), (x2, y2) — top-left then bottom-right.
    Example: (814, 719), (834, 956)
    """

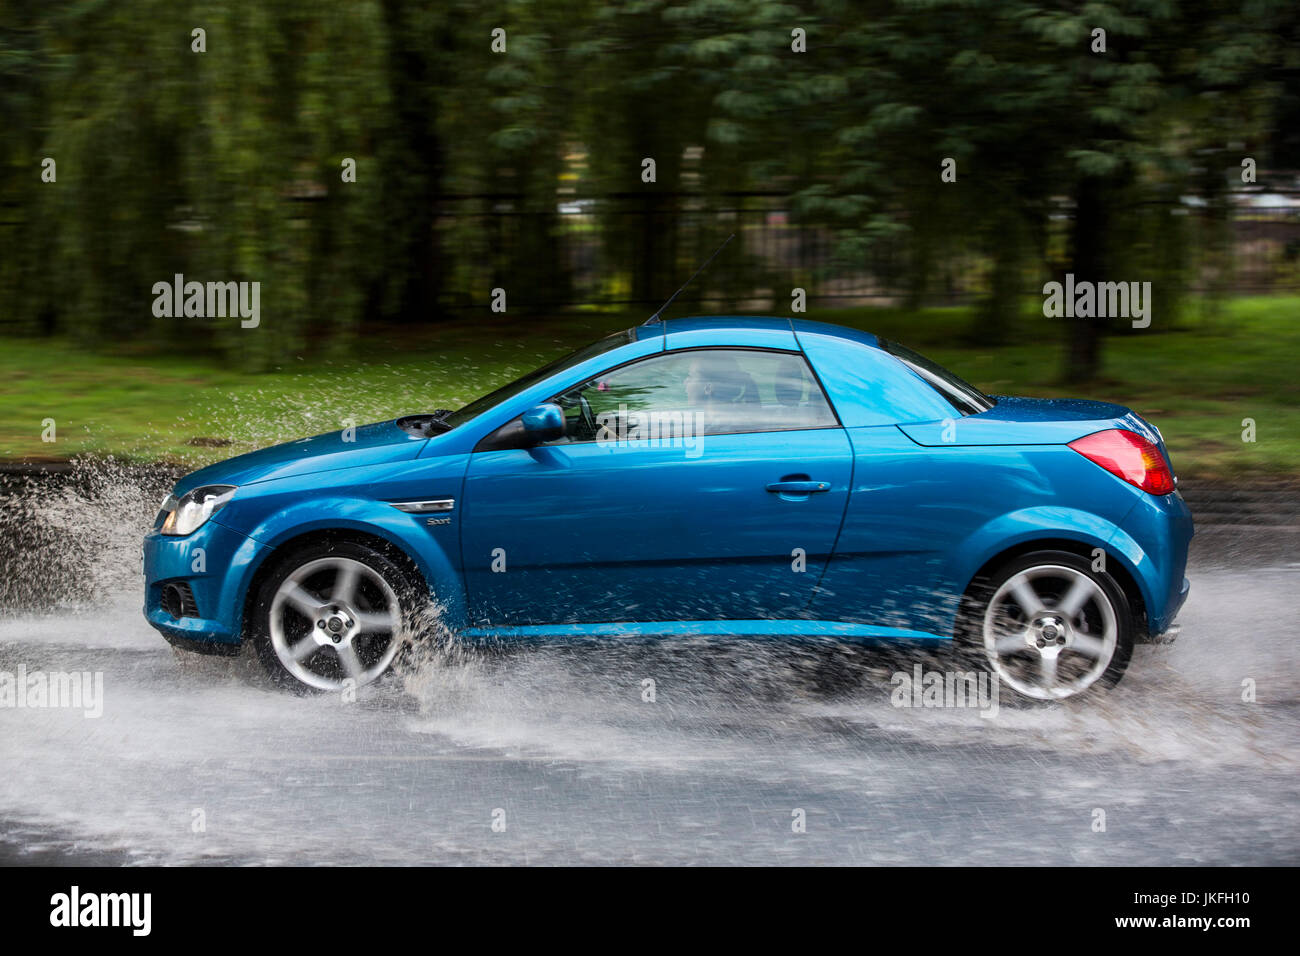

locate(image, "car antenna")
(642, 233), (735, 326)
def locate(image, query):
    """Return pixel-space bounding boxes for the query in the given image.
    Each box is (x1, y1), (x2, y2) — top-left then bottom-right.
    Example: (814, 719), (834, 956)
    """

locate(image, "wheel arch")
(236, 521), (465, 642)
(959, 537), (1148, 639)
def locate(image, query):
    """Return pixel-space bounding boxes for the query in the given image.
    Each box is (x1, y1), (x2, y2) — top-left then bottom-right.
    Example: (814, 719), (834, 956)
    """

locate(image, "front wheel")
(250, 540), (422, 692)
(965, 550), (1133, 702)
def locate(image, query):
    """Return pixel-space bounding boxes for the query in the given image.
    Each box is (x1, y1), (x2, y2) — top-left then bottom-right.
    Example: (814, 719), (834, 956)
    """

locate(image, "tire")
(249, 539), (425, 693)
(959, 549), (1133, 702)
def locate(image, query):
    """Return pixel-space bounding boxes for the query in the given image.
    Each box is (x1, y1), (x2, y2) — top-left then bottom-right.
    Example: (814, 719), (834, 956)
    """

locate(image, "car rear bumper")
(1145, 622), (1181, 645)
(1115, 488), (1194, 638)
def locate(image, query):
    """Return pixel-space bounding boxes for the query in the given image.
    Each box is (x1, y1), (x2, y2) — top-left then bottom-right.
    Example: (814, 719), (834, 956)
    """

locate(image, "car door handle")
(766, 480), (831, 493)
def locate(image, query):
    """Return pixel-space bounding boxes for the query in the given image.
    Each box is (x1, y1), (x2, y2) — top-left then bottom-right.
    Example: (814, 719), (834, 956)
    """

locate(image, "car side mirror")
(520, 403), (565, 444)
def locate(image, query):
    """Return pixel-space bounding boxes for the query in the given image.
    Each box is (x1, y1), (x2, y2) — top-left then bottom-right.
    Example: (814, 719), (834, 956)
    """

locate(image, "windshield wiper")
(396, 412), (455, 437)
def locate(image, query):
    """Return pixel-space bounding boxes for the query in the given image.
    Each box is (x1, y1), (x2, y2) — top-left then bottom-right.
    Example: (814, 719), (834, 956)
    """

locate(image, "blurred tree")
(0, 0), (1296, 379)
(376, 0), (454, 325)
(0, 0), (62, 335)
(1024, 0), (1295, 381)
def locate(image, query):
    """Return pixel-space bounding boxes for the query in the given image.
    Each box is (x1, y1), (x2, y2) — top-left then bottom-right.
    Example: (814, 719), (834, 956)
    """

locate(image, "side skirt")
(460, 619), (950, 644)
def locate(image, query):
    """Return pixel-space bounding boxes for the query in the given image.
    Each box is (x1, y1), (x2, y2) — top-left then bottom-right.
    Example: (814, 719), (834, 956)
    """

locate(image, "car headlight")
(160, 484), (237, 536)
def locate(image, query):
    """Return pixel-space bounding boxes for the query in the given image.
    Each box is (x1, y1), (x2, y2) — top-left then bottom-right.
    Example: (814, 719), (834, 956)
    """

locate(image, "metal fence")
(5, 190), (1297, 315)
(435, 190), (1300, 311)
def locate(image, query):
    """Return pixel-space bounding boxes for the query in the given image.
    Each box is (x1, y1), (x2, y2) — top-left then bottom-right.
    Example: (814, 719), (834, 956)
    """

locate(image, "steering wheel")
(577, 393), (597, 439)
(556, 390), (599, 440)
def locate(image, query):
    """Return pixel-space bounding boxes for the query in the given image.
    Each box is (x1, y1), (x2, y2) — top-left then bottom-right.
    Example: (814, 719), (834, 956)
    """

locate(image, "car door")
(794, 323), (1001, 634)
(460, 347), (853, 626)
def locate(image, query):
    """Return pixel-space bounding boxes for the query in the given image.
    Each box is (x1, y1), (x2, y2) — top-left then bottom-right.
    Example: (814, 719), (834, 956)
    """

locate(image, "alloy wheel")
(268, 556), (402, 691)
(981, 564), (1119, 701)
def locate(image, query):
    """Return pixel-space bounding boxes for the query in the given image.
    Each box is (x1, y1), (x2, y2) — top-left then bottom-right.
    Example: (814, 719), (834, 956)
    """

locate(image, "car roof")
(654, 315), (882, 349)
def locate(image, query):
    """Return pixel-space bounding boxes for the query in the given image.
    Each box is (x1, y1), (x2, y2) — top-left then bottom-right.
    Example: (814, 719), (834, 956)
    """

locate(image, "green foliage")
(0, 0), (1296, 381)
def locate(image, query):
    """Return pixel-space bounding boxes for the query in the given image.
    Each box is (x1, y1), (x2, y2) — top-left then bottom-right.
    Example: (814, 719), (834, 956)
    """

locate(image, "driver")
(683, 353), (755, 434)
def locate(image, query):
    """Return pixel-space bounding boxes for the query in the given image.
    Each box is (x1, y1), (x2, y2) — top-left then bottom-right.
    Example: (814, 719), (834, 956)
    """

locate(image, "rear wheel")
(250, 540), (423, 692)
(964, 550), (1133, 702)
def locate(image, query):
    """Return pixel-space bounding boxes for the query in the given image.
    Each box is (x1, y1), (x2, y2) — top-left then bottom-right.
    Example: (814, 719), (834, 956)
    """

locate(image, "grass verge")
(0, 297), (1295, 477)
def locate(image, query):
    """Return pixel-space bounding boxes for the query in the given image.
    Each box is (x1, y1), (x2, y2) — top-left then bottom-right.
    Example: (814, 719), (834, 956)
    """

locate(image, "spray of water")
(0, 413), (1296, 862)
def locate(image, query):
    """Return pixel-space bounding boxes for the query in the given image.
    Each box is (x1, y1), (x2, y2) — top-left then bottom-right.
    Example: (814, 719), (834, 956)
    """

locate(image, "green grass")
(1, 298), (1296, 476)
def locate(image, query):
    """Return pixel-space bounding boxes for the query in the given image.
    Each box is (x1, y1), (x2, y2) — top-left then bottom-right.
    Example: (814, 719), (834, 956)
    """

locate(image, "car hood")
(173, 419), (427, 494)
(898, 395), (1157, 446)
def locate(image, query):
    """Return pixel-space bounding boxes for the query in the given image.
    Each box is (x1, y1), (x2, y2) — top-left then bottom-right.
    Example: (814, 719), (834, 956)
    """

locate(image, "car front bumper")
(142, 518), (271, 649)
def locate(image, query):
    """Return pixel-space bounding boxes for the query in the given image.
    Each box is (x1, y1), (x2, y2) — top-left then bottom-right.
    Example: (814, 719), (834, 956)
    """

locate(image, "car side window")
(546, 348), (837, 443)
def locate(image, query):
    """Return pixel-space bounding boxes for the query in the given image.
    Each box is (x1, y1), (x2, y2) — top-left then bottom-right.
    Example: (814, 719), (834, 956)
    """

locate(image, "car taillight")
(1068, 428), (1175, 495)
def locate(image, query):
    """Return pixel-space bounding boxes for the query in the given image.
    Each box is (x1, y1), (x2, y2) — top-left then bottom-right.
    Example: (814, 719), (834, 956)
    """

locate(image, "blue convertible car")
(143, 318), (1192, 701)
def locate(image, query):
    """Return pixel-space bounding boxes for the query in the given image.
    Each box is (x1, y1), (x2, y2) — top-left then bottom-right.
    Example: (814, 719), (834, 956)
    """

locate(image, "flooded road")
(0, 470), (1296, 865)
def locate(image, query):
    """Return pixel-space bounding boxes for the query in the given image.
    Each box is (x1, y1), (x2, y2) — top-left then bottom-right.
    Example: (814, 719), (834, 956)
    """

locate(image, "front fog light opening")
(160, 582), (199, 619)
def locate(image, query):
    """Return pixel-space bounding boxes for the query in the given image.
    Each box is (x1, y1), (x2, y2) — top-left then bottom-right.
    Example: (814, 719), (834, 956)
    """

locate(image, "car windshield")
(881, 338), (994, 415)
(438, 330), (637, 429)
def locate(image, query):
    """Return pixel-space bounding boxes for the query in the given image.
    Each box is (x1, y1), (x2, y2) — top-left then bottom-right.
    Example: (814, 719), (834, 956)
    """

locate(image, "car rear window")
(881, 339), (994, 416)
